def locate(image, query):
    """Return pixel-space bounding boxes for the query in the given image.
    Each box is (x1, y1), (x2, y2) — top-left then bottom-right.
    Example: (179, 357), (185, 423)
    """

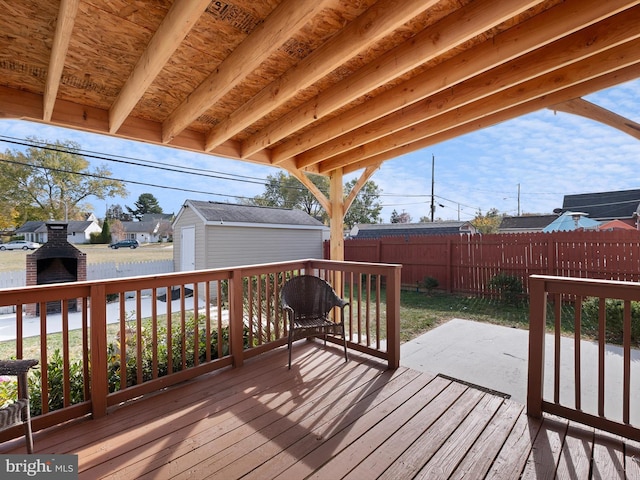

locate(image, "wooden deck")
(2, 342), (640, 479)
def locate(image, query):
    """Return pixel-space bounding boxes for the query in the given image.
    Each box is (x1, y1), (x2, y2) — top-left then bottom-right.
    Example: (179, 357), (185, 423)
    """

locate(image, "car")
(0, 240), (41, 251)
(109, 239), (140, 249)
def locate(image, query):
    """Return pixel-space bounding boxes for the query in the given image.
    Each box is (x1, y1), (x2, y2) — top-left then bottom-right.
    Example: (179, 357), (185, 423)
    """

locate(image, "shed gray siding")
(205, 225), (324, 268)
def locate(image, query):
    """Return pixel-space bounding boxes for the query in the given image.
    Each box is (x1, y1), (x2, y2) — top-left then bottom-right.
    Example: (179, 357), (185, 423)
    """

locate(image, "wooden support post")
(329, 169), (344, 262)
(89, 283), (108, 418)
(527, 276), (547, 418)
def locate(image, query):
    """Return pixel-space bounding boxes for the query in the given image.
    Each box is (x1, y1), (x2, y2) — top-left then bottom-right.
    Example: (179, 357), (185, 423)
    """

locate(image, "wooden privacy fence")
(335, 229), (640, 295)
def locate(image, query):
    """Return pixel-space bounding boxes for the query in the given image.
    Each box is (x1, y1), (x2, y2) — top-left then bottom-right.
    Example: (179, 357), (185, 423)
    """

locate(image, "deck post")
(386, 265), (402, 369)
(527, 275), (547, 418)
(89, 283), (108, 418)
(230, 269), (245, 368)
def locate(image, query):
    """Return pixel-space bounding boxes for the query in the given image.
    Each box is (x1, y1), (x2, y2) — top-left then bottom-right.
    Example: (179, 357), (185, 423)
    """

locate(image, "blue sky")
(1, 78), (639, 223)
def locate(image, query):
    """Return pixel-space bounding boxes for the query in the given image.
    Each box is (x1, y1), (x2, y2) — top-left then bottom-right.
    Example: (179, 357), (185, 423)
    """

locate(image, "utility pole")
(430, 154), (435, 222)
(517, 183), (521, 216)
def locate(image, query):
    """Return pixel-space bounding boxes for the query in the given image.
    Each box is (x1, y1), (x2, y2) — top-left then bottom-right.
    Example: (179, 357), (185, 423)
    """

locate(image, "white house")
(172, 200), (329, 272)
(15, 218), (102, 244)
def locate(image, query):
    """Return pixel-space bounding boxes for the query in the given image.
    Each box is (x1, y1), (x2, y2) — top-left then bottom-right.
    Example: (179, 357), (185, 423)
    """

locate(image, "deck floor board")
(1, 341), (637, 479)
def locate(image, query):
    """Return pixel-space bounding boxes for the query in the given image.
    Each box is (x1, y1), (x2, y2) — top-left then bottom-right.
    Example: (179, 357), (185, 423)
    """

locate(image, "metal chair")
(281, 275), (349, 369)
(0, 359), (38, 453)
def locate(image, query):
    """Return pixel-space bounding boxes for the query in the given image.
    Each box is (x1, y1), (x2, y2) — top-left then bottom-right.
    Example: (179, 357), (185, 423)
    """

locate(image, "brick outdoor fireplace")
(25, 222), (87, 316)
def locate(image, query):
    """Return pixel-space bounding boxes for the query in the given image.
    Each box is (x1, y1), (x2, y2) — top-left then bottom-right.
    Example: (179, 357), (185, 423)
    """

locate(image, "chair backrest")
(281, 275), (342, 317)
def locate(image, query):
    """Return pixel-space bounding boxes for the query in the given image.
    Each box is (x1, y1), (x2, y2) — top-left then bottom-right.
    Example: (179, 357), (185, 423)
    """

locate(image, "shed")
(172, 201), (329, 272)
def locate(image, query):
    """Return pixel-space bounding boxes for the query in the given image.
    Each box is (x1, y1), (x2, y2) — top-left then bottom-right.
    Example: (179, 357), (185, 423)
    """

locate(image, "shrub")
(488, 273), (524, 304)
(28, 350), (85, 416)
(421, 276), (439, 294)
(580, 297), (640, 345)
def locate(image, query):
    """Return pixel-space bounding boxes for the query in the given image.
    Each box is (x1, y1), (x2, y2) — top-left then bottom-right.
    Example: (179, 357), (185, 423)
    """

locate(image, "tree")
(248, 172), (383, 227)
(248, 172), (329, 222)
(473, 208), (502, 234)
(105, 204), (132, 221)
(100, 219), (111, 244)
(390, 209), (412, 223)
(0, 138), (127, 224)
(126, 193), (163, 221)
(343, 179), (382, 228)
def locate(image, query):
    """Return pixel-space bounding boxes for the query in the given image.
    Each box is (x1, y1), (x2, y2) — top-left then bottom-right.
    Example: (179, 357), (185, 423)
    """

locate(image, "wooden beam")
(0, 85), (271, 166)
(109, 0), (211, 134)
(344, 164), (381, 213)
(340, 63), (640, 175)
(204, 0), (437, 153)
(244, 0), (542, 161)
(279, 0), (639, 167)
(161, 0), (328, 144)
(549, 98), (640, 141)
(43, 0), (80, 122)
(284, 168), (331, 217)
(321, 38), (640, 173)
(303, 5), (640, 168)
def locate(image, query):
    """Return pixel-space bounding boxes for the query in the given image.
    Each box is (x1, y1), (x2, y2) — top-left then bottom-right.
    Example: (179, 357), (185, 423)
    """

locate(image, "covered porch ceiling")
(1, 0), (640, 180)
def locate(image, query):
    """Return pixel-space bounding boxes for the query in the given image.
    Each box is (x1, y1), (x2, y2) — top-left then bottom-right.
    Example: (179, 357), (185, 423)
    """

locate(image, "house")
(498, 214), (559, 234)
(15, 218), (102, 244)
(119, 221), (164, 244)
(561, 188), (640, 227)
(350, 221), (476, 239)
(172, 200), (329, 272)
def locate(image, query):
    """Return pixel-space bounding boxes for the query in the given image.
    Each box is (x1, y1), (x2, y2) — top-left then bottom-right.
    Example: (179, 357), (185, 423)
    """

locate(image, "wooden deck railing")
(0, 259), (401, 443)
(528, 275), (640, 441)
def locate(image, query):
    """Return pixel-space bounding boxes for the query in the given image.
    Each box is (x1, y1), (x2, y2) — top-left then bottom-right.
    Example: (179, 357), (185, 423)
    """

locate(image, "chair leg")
(342, 326), (348, 362)
(288, 331), (293, 369)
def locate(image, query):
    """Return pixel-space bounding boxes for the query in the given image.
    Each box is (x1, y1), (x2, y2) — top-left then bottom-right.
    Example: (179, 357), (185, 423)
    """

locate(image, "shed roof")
(353, 221), (474, 239)
(0, 1), (639, 175)
(499, 215), (558, 231)
(181, 200), (326, 228)
(561, 189), (640, 220)
(542, 211), (601, 232)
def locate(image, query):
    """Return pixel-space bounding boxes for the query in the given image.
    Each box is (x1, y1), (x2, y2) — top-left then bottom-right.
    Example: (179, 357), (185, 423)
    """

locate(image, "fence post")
(527, 275), (547, 418)
(89, 283), (108, 418)
(229, 269), (245, 368)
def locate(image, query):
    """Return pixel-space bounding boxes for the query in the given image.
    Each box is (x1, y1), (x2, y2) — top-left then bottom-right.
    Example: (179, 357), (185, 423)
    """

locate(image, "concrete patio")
(401, 318), (640, 425)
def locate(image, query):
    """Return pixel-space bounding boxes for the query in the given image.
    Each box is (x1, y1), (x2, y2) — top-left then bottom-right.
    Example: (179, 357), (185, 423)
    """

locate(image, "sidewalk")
(401, 318), (640, 425)
(0, 295), (209, 341)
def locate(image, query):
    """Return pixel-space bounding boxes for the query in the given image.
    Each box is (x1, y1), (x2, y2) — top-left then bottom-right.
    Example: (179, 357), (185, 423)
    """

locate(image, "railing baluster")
(598, 297), (606, 417)
(136, 291), (143, 385)
(574, 296), (582, 411)
(554, 293), (561, 405)
(623, 299), (631, 424)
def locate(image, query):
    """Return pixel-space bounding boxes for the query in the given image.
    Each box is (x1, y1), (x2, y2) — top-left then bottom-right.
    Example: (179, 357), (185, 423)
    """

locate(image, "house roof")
(0, 2), (638, 176)
(353, 221), (474, 239)
(499, 215), (558, 231)
(542, 211), (601, 232)
(599, 219), (638, 231)
(561, 189), (640, 220)
(16, 220), (97, 234)
(121, 221), (160, 234)
(181, 201), (326, 228)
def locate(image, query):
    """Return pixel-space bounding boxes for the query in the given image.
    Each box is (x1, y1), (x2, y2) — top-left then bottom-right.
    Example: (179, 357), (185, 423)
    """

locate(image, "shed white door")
(180, 226), (196, 271)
